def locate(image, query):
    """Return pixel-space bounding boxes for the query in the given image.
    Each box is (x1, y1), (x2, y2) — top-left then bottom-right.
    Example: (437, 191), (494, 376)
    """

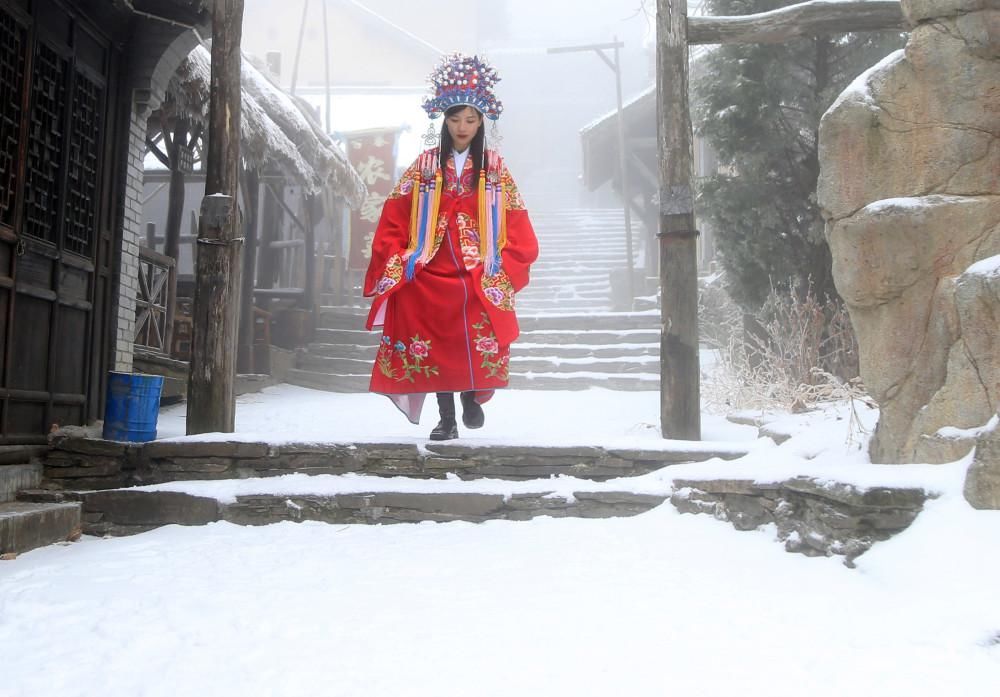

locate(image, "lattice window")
(0, 12), (25, 228)
(64, 73), (100, 256)
(23, 42), (67, 244)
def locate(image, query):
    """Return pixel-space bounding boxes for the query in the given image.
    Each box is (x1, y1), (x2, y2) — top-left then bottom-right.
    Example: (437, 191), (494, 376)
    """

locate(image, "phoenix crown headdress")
(421, 53), (503, 121)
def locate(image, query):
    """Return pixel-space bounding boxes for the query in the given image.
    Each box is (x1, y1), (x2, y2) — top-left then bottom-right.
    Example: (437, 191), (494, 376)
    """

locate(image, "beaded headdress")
(422, 53), (503, 121)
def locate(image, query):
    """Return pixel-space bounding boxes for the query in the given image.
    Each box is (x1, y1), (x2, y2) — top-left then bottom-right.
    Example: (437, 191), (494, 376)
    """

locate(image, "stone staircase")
(24, 435), (756, 536)
(17, 434), (932, 563)
(289, 208), (660, 392)
(0, 448), (81, 557)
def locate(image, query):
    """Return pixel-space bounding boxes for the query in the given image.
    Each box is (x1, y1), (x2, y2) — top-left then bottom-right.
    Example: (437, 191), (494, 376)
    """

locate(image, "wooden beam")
(187, 0), (245, 435)
(658, 0), (701, 440)
(688, 0), (907, 45)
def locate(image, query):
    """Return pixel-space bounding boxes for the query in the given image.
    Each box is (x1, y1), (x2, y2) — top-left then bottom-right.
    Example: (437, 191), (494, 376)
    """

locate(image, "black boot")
(460, 391), (485, 429)
(430, 392), (458, 441)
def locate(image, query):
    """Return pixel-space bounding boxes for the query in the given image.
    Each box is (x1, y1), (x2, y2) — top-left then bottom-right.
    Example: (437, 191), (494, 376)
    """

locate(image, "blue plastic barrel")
(102, 372), (165, 442)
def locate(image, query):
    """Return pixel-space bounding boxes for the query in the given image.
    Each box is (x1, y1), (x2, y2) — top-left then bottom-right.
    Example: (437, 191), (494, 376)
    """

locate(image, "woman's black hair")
(439, 105), (488, 187)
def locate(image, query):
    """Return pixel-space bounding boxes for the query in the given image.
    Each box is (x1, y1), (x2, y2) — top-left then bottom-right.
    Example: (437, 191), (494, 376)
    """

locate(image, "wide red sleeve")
(500, 165), (538, 292)
(362, 161), (418, 298)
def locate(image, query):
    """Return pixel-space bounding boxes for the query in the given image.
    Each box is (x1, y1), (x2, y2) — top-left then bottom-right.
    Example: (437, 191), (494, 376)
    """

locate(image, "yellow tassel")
(407, 172), (420, 254)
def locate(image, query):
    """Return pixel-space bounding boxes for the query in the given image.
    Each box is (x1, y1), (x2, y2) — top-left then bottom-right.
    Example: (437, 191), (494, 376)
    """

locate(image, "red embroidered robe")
(363, 148), (538, 423)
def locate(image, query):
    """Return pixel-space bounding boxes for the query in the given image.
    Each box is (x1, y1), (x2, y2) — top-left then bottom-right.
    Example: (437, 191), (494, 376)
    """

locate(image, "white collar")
(453, 148), (470, 173)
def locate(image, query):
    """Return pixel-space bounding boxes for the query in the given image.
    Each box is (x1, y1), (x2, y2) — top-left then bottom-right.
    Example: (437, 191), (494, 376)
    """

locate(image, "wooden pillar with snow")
(187, 0), (246, 434)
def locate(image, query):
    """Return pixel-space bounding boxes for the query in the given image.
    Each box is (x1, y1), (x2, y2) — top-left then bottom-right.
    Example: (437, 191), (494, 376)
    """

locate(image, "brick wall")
(111, 19), (206, 372)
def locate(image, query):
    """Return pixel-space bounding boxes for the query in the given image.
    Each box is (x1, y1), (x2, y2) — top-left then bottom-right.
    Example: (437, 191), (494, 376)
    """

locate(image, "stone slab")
(142, 441), (270, 459)
(52, 438), (130, 457)
(0, 502), (81, 555)
(83, 490), (220, 527)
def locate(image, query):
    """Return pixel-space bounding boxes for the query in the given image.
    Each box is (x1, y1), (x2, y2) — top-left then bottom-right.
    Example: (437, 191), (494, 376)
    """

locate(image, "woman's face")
(446, 106), (483, 152)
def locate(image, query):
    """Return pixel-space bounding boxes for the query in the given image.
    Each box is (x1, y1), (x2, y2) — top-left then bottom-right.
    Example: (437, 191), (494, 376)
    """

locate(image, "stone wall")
(818, 0), (1000, 466)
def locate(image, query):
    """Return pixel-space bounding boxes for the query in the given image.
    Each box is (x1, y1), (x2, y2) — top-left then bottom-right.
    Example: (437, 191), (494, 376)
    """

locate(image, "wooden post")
(237, 167), (260, 374)
(657, 0), (700, 440)
(164, 119), (188, 263)
(611, 36), (636, 307)
(187, 0), (245, 435)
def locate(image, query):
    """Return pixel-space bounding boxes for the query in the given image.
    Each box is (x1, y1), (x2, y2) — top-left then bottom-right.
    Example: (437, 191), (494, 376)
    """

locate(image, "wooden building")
(139, 44), (365, 385)
(580, 84), (718, 279)
(0, 0), (211, 443)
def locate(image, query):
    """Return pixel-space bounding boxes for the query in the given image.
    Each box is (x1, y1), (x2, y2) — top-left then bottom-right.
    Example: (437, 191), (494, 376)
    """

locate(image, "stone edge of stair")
(0, 501), (82, 556)
(75, 488), (670, 536)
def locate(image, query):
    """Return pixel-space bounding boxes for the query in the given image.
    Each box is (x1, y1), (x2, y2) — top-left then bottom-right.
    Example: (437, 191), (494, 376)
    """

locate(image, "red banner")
(346, 129), (398, 270)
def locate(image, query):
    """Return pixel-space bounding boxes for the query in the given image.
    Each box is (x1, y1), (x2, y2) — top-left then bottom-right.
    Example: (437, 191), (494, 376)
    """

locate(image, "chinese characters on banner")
(345, 129), (398, 270)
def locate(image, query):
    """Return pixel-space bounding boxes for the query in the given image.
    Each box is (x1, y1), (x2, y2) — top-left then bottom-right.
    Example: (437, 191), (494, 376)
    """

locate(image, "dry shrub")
(700, 277), (868, 414)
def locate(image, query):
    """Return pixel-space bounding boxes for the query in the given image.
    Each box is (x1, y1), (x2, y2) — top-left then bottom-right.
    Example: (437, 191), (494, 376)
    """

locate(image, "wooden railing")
(134, 246), (177, 355)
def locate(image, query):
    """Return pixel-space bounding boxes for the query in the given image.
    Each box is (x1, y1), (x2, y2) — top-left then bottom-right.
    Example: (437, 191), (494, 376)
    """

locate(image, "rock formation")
(817, 0), (1000, 480)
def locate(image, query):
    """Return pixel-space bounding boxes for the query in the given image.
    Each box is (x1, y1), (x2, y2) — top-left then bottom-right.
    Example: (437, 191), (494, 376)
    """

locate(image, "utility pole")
(187, 0), (245, 434)
(290, 0), (309, 95)
(548, 40), (636, 307)
(657, 0), (701, 440)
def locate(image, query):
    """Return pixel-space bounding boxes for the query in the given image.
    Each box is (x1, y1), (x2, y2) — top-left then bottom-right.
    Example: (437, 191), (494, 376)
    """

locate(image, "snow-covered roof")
(155, 45), (366, 207)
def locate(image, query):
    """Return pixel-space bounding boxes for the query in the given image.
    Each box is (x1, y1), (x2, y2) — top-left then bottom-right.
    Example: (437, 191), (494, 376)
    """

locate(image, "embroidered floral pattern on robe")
(376, 254), (403, 295)
(376, 334), (440, 383)
(501, 168), (526, 210)
(472, 313), (509, 380)
(481, 269), (515, 311)
(456, 213), (481, 269)
(387, 162), (418, 199)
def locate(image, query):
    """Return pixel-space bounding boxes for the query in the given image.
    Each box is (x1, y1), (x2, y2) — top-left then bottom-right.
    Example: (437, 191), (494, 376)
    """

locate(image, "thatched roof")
(155, 44), (366, 207)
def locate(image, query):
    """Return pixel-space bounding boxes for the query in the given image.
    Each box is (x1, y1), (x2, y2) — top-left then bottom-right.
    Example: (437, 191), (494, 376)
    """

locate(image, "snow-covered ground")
(2, 387), (999, 696)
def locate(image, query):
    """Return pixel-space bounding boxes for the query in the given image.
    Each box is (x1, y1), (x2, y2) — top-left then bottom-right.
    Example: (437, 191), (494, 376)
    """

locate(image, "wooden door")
(0, 0), (117, 443)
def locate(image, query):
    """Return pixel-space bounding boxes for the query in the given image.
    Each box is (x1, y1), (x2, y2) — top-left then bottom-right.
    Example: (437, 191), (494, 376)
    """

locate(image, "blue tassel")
(405, 185), (431, 280)
(485, 197), (501, 276)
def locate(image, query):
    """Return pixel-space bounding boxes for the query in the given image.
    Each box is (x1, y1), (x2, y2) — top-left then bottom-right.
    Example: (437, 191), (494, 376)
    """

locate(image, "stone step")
(285, 367), (658, 393)
(512, 356), (659, 374)
(520, 288), (611, 301)
(306, 341), (657, 360)
(286, 368), (369, 392)
(0, 501), (81, 556)
(73, 487), (668, 536)
(298, 354), (375, 374)
(525, 279), (611, 292)
(528, 274), (609, 286)
(517, 301), (612, 313)
(307, 343), (380, 360)
(518, 312), (658, 331)
(37, 437), (754, 493)
(515, 372), (658, 391)
(315, 327), (380, 344)
(518, 329), (660, 344)
(1, 462), (43, 504)
(514, 343), (658, 358)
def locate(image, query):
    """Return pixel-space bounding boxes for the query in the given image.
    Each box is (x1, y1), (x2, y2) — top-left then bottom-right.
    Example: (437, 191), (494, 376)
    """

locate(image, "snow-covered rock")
(817, 3), (1000, 471)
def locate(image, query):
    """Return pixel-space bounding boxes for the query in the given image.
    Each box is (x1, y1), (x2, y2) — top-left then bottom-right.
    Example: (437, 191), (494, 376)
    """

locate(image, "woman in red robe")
(363, 54), (538, 439)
